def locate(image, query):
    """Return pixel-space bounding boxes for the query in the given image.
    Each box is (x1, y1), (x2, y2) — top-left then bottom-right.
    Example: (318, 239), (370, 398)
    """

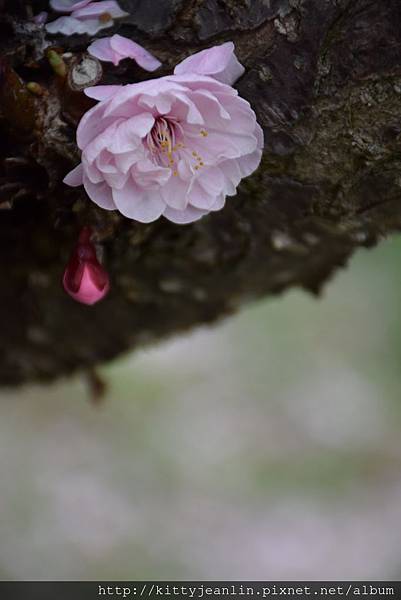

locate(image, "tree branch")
(0, 0), (400, 384)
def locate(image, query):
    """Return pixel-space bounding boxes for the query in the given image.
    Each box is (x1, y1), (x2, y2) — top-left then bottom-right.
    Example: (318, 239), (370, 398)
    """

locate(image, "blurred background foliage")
(1, 236), (401, 579)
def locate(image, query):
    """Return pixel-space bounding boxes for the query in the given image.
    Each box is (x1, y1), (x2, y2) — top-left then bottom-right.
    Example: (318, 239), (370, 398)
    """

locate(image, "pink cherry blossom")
(46, 1), (128, 36)
(88, 34), (162, 72)
(174, 42), (245, 86)
(63, 227), (110, 305)
(64, 44), (263, 225)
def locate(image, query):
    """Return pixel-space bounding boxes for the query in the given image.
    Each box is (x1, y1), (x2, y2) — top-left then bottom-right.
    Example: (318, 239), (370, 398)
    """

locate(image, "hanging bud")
(63, 227), (110, 305)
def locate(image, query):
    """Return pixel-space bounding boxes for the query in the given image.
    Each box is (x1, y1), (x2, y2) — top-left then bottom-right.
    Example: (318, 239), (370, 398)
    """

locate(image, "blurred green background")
(1, 236), (401, 580)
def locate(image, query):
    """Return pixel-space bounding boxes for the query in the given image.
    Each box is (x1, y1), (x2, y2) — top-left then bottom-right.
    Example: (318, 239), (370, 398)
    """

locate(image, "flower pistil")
(147, 117), (207, 176)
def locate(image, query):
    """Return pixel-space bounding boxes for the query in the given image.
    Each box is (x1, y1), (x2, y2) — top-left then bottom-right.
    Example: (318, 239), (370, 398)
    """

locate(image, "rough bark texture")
(0, 0), (400, 385)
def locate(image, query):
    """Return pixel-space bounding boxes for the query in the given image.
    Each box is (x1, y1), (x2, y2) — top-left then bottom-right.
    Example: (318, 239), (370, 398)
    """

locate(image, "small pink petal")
(72, 1), (128, 20)
(50, 0), (93, 12)
(174, 42), (245, 86)
(87, 38), (120, 66)
(88, 35), (162, 72)
(63, 163), (84, 186)
(110, 34), (162, 71)
(46, 15), (113, 35)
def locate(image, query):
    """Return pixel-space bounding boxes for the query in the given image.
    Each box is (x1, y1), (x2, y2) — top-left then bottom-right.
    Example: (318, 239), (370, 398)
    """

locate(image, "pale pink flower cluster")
(64, 42), (264, 224)
(46, 0), (128, 36)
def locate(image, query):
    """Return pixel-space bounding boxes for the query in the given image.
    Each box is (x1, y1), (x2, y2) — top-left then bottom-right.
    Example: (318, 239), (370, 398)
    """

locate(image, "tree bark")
(0, 0), (400, 385)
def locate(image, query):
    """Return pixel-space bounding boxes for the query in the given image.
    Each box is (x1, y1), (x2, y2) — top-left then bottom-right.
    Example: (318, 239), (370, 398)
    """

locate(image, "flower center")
(147, 116), (207, 176)
(148, 117), (179, 162)
(99, 12), (113, 23)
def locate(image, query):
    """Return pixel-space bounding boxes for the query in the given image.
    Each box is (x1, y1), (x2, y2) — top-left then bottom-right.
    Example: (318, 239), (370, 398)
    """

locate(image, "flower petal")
(45, 15), (113, 35)
(83, 118), (124, 163)
(83, 176), (116, 210)
(163, 204), (208, 224)
(174, 42), (245, 86)
(108, 114), (155, 153)
(89, 35), (162, 73)
(114, 151), (143, 174)
(134, 159), (171, 189)
(104, 78), (185, 118)
(237, 123), (264, 177)
(173, 93), (205, 125)
(84, 85), (123, 101)
(138, 92), (175, 115)
(113, 184), (165, 223)
(72, 1), (128, 19)
(160, 168), (191, 210)
(209, 193), (226, 212)
(218, 159), (242, 195)
(50, 0), (92, 12)
(110, 34), (162, 71)
(186, 126), (258, 162)
(197, 166), (226, 196)
(63, 163), (84, 187)
(77, 101), (115, 149)
(103, 173), (129, 190)
(87, 38), (121, 66)
(82, 157), (104, 183)
(188, 182), (217, 210)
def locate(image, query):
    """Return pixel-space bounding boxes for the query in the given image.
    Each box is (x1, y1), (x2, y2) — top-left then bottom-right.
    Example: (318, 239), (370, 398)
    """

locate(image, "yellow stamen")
(99, 12), (112, 23)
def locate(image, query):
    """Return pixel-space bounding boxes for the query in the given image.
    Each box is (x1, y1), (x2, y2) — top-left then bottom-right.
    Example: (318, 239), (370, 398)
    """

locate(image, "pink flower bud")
(63, 227), (110, 305)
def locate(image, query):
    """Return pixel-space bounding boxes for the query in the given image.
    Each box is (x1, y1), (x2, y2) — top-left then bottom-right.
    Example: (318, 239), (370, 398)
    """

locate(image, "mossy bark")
(0, 0), (400, 385)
